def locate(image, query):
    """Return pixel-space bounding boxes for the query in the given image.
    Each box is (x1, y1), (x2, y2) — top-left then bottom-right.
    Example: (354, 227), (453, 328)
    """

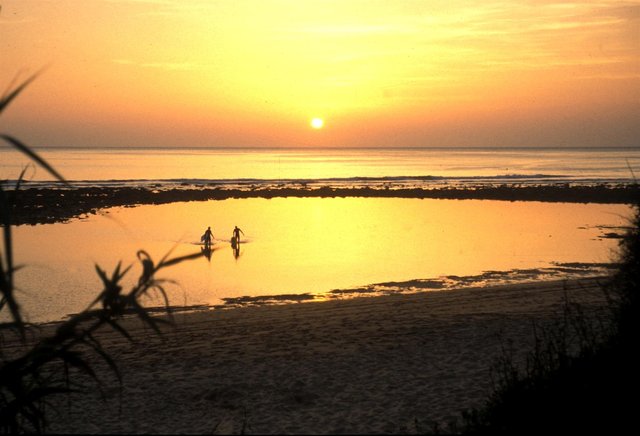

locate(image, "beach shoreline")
(8, 276), (612, 434)
(4, 177), (630, 433)
(9, 183), (640, 225)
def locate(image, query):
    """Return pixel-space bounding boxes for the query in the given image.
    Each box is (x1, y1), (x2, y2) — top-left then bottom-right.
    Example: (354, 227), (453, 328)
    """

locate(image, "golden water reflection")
(12, 198), (631, 323)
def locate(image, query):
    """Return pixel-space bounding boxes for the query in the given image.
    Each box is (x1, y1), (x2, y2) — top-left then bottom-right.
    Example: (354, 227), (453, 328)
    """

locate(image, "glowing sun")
(310, 117), (324, 129)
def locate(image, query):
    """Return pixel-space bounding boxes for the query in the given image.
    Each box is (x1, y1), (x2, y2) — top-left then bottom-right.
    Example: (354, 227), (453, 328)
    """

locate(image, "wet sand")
(26, 276), (611, 434)
(10, 183), (640, 225)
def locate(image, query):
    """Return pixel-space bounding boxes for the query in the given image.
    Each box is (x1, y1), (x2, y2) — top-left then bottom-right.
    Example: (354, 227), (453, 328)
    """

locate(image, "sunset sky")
(1, 0), (639, 148)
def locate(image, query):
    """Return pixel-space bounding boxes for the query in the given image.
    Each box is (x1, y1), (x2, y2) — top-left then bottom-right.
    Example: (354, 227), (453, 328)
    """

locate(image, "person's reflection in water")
(231, 234), (242, 260)
(201, 245), (213, 261)
(233, 243), (241, 259)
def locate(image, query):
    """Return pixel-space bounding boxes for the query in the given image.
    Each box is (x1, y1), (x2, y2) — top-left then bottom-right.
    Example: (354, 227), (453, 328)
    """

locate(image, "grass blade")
(0, 71), (41, 115)
(0, 135), (68, 184)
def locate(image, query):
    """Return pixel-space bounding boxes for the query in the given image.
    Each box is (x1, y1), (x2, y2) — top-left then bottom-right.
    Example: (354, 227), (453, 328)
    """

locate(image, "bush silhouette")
(0, 74), (202, 433)
(461, 203), (640, 434)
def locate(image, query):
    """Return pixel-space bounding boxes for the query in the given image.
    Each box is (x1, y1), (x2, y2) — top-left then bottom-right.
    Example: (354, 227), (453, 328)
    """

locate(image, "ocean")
(1, 146), (638, 323)
(2, 146), (640, 189)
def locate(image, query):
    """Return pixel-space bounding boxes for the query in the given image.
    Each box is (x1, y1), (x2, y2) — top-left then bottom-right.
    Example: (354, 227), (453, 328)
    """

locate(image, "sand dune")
(36, 277), (611, 434)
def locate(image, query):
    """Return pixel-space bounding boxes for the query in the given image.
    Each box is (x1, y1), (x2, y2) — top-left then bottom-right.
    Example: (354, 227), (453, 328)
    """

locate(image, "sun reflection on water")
(11, 198), (631, 323)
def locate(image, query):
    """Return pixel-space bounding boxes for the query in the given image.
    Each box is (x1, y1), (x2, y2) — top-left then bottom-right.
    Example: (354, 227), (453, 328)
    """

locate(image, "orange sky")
(1, 0), (639, 148)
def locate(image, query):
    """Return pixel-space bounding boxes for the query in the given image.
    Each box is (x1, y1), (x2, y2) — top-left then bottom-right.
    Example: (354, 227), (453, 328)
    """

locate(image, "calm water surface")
(12, 198), (631, 323)
(2, 147), (640, 183)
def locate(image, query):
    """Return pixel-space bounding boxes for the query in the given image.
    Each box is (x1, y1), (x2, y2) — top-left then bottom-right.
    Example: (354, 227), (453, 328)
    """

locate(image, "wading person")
(232, 226), (244, 244)
(202, 226), (214, 247)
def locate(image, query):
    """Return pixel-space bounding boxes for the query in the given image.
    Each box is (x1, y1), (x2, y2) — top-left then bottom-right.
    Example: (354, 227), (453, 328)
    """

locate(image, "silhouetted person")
(232, 226), (244, 244)
(202, 226), (213, 247)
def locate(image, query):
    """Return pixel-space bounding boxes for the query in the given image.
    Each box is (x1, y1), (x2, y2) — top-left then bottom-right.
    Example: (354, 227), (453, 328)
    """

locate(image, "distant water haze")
(1, 147), (640, 184)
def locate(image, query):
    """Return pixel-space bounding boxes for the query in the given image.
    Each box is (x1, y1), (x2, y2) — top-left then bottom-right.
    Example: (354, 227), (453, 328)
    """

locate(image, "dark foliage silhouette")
(461, 202), (639, 434)
(0, 74), (202, 433)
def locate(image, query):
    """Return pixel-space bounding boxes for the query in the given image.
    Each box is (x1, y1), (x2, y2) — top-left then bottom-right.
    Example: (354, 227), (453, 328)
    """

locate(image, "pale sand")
(41, 277), (611, 434)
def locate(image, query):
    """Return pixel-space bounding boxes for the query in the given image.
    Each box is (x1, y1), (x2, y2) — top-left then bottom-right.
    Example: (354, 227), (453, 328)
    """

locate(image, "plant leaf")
(0, 135), (68, 184)
(0, 71), (41, 115)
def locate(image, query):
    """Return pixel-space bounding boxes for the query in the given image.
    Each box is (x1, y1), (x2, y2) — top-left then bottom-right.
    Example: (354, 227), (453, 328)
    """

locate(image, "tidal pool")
(10, 197), (631, 323)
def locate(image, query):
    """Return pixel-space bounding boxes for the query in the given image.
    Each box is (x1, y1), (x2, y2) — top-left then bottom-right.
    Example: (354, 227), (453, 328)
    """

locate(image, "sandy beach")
(17, 276), (610, 434)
